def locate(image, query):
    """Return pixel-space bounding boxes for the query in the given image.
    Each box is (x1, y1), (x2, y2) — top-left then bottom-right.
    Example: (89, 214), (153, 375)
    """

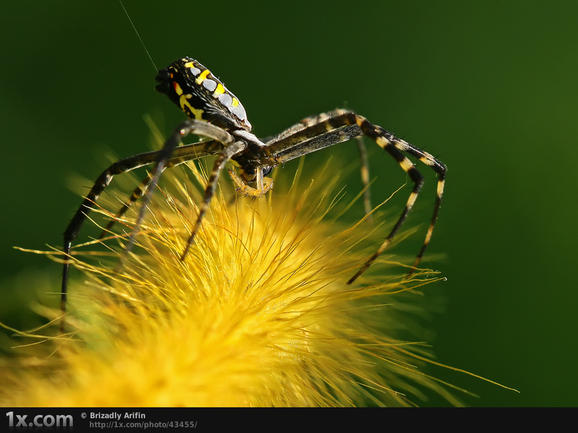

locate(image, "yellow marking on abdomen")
(231, 97), (239, 107)
(195, 69), (210, 85)
(180, 95), (204, 120)
(213, 83), (225, 96)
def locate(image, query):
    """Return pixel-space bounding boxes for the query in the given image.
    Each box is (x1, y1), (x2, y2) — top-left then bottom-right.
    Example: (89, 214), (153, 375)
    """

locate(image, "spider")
(61, 57), (446, 318)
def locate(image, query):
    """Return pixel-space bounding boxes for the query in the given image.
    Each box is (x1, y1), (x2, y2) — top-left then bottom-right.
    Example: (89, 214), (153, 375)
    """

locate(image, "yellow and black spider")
(61, 57), (446, 317)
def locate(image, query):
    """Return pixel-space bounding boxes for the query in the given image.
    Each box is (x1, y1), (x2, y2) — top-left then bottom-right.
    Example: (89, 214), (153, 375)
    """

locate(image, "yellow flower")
(1, 156), (502, 407)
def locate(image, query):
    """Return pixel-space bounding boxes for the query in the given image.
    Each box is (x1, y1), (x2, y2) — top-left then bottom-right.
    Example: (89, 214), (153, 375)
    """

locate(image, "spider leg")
(61, 150), (188, 319)
(267, 109), (443, 283)
(390, 140), (447, 276)
(266, 113), (372, 218)
(99, 138), (223, 238)
(346, 129), (423, 284)
(124, 120), (234, 256)
(98, 158), (189, 239)
(356, 137), (372, 220)
(180, 140), (246, 260)
(61, 123), (229, 326)
(99, 167), (164, 239)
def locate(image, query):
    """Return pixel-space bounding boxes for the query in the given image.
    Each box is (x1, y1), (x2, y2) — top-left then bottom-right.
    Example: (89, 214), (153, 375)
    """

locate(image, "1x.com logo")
(5, 411), (73, 428)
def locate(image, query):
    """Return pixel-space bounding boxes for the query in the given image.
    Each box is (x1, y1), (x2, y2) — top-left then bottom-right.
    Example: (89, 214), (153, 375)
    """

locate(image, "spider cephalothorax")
(61, 57), (447, 327)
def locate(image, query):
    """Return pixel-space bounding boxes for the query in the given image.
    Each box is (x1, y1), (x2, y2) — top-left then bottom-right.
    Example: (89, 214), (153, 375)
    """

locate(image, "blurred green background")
(1, 0), (577, 406)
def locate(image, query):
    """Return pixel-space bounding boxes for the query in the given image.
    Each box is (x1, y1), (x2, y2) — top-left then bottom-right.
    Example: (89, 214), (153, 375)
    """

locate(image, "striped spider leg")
(263, 112), (374, 218)
(355, 137), (373, 220)
(98, 137), (217, 239)
(262, 108), (446, 283)
(61, 120), (235, 322)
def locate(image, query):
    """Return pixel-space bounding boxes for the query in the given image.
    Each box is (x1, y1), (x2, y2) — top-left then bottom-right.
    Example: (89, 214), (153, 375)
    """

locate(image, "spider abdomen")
(155, 57), (251, 131)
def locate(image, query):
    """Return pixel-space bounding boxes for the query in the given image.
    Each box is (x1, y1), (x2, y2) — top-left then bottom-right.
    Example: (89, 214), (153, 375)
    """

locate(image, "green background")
(1, 0), (577, 406)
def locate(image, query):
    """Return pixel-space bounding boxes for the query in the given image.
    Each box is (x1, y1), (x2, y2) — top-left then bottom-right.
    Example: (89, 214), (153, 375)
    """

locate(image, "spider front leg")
(267, 108), (445, 283)
(388, 139), (447, 277)
(98, 168), (167, 239)
(346, 125), (424, 284)
(61, 152), (169, 321)
(304, 114), (373, 219)
(346, 112), (447, 283)
(336, 112), (426, 284)
(124, 121), (234, 256)
(99, 139), (222, 239)
(267, 112), (373, 219)
(61, 121), (231, 327)
(180, 140), (247, 260)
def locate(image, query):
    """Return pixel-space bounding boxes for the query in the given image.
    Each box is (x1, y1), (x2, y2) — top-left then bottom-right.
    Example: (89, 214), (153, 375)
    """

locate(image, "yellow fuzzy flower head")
(1, 154), (475, 407)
